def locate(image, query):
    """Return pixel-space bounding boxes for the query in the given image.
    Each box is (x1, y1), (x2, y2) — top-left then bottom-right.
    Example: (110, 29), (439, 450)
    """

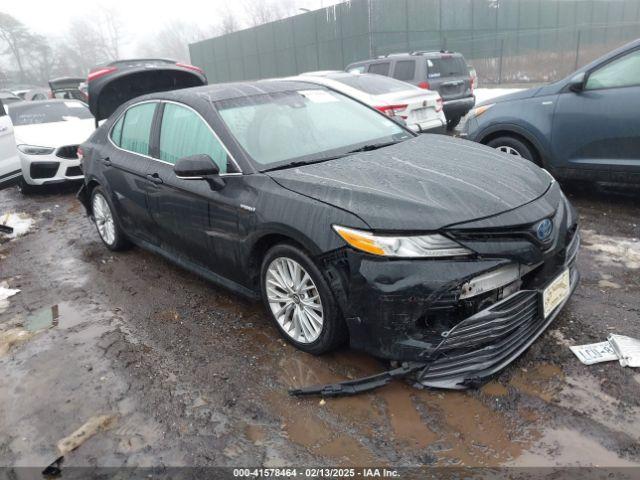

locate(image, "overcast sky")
(3, 0), (341, 56)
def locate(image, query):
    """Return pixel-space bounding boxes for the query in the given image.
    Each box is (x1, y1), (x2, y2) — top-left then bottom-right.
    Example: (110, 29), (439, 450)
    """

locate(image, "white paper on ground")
(569, 341), (619, 365)
(0, 286), (20, 301)
(609, 334), (640, 368)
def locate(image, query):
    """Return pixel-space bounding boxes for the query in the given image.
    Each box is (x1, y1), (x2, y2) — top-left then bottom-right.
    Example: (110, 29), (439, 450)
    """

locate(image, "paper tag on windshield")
(570, 341), (619, 365)
(299, 90), (338, 103)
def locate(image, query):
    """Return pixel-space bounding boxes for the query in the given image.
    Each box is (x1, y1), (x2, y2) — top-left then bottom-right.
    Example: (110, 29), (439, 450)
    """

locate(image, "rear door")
(103, 102), (158, 243)
(552, 47), (640, 181)
(146, 101), (241, 277)
(0, 101), (20, 189)
(425, 55), (471, 101)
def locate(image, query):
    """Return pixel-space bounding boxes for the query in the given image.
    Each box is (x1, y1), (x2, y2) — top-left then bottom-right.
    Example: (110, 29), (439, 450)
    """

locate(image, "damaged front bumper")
(316, 193), (580, 391)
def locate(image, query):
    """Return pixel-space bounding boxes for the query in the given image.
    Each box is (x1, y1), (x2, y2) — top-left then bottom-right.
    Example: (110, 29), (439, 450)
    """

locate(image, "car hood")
(479, 86), (542, 106)
(14, 119), (95, 148)
(267, 135), (551, 231)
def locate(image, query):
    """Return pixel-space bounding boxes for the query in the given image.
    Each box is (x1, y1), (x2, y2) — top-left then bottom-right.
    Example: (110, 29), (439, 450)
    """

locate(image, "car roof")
(6, 99), (86, 109)
(349, 51), (464, 64)
(133, 79), (326, 104)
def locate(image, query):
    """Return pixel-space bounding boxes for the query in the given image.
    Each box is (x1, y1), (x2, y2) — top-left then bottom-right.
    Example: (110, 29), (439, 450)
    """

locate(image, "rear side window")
(110, 116), (124, 146)
(120, 103), (156, 156)
(368, 62), (390, 76)
(159, 103), (229, 173)
(426, 56), (467, 78)
(393, 60), (416, 81)
(347, 65), (366, 74)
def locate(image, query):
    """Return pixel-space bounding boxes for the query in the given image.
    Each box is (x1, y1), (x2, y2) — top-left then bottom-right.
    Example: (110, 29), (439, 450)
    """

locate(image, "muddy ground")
(1, 181), (639, 471)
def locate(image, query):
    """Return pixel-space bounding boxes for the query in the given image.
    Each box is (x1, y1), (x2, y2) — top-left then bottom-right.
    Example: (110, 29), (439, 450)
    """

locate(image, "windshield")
(216, 88), (412, 169)
(333, 74), (415, 95)
(8, 101), (93, 126)
(427, 56), (467, 78)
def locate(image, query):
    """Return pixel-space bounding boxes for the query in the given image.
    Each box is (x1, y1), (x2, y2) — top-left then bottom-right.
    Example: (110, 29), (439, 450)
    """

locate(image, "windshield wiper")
(263, 141), (403, 173)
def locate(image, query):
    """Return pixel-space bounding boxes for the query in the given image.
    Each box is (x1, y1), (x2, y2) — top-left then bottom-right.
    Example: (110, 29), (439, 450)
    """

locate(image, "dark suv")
(347, 51), (475, 129)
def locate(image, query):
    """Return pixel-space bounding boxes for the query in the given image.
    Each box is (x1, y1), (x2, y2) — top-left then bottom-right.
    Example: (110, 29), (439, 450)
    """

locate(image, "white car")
(0, 100), (20, 189)
(291, 71), (446, 133)
(6, 100), (95, 193)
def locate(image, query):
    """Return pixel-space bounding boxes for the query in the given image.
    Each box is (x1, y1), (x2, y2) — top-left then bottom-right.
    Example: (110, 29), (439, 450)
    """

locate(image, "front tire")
(260, 244), (347, 355)
(91, 186), (129, 251)
(487, 136), (537, 164)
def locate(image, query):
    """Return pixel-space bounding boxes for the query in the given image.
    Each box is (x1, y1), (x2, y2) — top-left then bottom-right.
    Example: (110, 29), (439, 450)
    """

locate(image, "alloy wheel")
(496, 145), (522, 157)
(92, 193), (116, 246)
(265, 257), (324, 344)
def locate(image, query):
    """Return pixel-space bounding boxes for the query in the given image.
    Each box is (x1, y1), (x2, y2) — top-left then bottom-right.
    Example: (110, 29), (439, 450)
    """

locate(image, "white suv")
(0, 100), (20, 190)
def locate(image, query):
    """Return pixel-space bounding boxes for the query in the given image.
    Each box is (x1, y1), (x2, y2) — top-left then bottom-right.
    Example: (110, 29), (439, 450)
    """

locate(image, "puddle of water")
(509, 364), (563, 402)
(510, 427), (640, 467)
(24, 302), (86, 332)
(481, 381), (509, 397)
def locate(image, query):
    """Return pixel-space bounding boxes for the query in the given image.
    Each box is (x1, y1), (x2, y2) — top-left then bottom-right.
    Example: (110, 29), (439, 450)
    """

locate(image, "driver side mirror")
(174, 154), (225, 190)
(568, 72), (586, 92)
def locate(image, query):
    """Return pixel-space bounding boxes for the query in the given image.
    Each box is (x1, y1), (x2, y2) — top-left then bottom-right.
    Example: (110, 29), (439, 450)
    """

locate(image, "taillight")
(470, 76), (474, 94)
(375, 104), (408, 117)
(436, 97), (443, 112)
(176, 62), (204, 74)
(418, 81), (430, 90)
(77, 147), (84, 162)
(87, 67), (117, 82)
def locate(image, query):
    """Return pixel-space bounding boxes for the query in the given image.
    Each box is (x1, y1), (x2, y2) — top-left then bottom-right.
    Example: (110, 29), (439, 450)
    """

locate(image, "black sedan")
(78, 77), (579, 390)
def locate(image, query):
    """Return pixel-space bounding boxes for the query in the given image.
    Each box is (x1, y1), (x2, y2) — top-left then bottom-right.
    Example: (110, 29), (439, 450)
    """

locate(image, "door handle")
(100, 157), (112, 166)
(146, 173), (163, 185)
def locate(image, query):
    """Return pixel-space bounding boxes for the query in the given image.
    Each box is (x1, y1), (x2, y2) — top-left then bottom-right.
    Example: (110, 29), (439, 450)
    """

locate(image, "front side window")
(120, 103), (156, 155)
(368, 62), (390, 76)
(216, 88), (411, 169)
(159, 103), (229, 173)
(393, 60), (416, 81)
(347, 65), (366, 74)
(586, 49), (640, 90)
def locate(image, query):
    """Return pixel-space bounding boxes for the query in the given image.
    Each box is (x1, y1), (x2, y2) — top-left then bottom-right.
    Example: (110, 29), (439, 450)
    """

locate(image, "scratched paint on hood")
(267, 135), (551, 231)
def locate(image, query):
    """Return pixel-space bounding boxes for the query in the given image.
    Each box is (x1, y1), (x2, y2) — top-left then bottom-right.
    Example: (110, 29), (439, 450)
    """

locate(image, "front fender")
(476, 122), (552, 168)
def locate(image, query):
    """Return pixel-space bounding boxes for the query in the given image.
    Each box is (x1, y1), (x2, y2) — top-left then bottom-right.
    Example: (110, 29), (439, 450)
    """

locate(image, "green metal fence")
(189, 0), (640, 85)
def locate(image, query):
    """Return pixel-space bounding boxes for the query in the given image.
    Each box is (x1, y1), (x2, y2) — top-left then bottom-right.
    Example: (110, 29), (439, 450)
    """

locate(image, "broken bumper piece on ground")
(291, 263), (579, 397)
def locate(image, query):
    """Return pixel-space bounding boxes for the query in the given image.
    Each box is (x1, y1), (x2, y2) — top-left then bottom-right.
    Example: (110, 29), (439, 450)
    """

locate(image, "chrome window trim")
(107, 99), (243, 177)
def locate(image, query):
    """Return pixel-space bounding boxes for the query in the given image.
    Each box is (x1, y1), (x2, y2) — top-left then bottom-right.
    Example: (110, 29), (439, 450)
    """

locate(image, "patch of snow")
(582, 229), (640, 269)
(0, 213), (33, 239)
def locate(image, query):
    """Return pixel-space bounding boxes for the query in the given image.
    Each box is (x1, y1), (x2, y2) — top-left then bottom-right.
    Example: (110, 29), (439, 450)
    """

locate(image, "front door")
(552, 47), (640, 181)
(145, 102), (242, 278)
(0, 101), (20, 189)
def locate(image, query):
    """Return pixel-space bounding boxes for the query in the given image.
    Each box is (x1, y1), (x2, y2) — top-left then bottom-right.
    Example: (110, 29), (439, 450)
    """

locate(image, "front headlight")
(469, 103), (494, 119)
(333, 225), (473, 258)
(17, 145), (55, 155)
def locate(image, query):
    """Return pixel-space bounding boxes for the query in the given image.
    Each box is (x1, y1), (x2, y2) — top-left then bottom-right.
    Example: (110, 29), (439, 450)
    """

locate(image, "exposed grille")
(30, 162), (59, 179)
(56, 145), (79, 159)
(420, 267), (578, 386)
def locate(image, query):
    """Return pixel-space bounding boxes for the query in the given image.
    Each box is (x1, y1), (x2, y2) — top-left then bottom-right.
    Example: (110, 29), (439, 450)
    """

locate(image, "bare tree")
(23, 34), (57, 84)
(218, 6), (240, 35)
(0, 12), (30, 82)
(60, 19), (109, 75)
(97, 6), (125, 60)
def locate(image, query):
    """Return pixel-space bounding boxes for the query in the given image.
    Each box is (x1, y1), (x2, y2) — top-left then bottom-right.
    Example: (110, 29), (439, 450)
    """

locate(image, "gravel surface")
(0, 180), (639, 469)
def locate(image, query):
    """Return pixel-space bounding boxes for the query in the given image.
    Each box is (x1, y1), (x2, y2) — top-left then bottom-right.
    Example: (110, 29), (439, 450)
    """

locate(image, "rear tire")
(487, 135), (537, 164)
(90, 186), (129, 251)
(17, 177), (37, 195)
(260, 244), (347, 355)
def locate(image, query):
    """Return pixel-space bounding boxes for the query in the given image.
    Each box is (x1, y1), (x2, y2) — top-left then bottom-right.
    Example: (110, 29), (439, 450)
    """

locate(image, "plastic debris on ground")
(56, 415), (116, 455)
(570, 334), (640, 368)
(0, 212), (34, 239)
